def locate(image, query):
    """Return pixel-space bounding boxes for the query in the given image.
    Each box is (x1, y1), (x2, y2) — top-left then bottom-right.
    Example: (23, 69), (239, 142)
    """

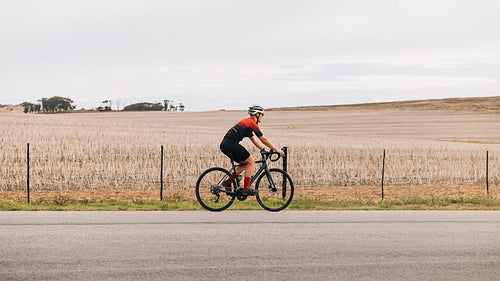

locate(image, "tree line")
(22, 97), (75, 113)
(122, 100), (184, 111)
(21, 97), (185, 113)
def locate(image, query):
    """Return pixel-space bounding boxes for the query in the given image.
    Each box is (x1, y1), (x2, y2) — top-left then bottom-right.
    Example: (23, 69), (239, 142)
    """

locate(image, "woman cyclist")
(220, 105), (285, 195)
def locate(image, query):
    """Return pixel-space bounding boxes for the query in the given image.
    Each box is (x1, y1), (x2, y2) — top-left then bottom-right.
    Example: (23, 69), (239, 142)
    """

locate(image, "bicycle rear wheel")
(195, 167), (236, 212)
(255, 168), (294, 212)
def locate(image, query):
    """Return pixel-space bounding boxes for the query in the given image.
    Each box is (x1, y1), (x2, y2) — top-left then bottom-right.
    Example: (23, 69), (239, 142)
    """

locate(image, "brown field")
(0, 185), (495, 202)
(1, 96), (499, 200)
(271, 96), (500, 111)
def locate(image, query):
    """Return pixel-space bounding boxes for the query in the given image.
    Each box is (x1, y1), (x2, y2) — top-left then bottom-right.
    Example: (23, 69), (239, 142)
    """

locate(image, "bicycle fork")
(264, 170), (287, 199)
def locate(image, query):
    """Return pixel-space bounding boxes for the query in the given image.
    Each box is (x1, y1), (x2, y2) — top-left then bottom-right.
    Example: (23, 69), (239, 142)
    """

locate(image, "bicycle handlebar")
(260, 149), (281, 162)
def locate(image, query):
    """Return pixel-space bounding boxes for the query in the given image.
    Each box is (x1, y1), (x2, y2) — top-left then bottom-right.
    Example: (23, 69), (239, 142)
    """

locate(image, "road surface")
(0, 211), (499, 280)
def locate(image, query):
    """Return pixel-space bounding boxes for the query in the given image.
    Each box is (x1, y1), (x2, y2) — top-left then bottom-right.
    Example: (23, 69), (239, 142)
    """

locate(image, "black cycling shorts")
(220, 138), (250, 163)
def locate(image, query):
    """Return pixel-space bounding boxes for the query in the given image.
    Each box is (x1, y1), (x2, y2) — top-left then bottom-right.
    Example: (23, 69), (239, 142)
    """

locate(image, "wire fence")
(1, 143), (498, 202)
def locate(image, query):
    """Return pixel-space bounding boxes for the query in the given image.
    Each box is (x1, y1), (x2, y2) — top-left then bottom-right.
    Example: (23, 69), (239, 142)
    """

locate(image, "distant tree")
(41, 96), (75, 113)
(123, 102), (164, 111)
(162, 99), (185, 111)
(21, 102), (42, 113)
(41, 98), (48, 112)
(98, 100), (112, 111)
(164, 100), (171, 111)
(21, 102), (33, 113)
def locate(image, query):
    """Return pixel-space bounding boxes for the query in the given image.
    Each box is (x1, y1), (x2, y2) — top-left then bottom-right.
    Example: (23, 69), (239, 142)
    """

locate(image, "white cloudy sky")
(1, 0), (500, 111)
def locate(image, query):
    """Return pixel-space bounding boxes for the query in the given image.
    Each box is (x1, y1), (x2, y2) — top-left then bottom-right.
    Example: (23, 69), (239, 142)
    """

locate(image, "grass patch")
(287, 195), (500, 210)
(0, 194), (499, 211)
(0, 197), (200, 211)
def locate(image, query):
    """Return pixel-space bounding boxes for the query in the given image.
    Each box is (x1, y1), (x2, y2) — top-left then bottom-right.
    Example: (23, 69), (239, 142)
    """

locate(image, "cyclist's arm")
(249, 136), (265, 151)
(258, 136), (285, 157)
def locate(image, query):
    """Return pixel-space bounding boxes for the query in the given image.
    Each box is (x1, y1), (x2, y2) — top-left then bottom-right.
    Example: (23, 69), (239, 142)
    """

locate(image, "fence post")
(282, 147), (288, 173)
(27, 143), (30, 203)
(160, 145), (164, 201)
(381, 149), (386, 200)
(282, 147), (288, 199)
(486, 151), (489, 195)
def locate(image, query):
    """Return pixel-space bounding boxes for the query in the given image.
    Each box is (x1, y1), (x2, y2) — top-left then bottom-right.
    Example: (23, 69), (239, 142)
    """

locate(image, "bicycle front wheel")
(195, 167), (236, 212)
(255, 168), (294, 212)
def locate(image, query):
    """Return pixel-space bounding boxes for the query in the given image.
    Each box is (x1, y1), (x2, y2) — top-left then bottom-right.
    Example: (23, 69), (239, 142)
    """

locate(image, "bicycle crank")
(235, 189), (248, 201)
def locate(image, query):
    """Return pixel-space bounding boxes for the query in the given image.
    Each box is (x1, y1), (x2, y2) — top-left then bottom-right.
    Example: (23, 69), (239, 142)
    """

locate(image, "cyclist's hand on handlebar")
(277, 149), (285, 157)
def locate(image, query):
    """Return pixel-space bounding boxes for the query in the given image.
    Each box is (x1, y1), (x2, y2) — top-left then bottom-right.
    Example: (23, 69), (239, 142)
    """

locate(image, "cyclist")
(220, 105), (285, 195)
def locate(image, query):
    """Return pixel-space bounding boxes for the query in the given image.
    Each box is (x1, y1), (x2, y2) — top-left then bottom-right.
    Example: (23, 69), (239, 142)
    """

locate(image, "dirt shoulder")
(1, 185), (496, 202)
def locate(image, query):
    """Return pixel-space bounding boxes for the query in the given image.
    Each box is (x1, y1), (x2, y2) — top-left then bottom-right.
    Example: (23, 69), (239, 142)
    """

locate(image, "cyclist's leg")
(234, 163), (247, 175)
(220, 139), (251, 185)
(241, 155), (255, 190)
(225, 143), (254, 190)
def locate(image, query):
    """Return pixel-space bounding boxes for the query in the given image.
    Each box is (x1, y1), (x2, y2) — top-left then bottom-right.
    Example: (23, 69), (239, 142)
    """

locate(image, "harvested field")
(1, 97), (499, 197)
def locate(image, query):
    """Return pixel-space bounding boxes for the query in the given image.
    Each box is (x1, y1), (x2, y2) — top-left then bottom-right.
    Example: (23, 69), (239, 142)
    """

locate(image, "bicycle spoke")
(196, 168), (235, 211)
(256, 168), (294, 212)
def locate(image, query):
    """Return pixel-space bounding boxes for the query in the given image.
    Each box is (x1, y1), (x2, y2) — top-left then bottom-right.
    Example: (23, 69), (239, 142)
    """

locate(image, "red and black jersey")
(224, 117), (263, 142)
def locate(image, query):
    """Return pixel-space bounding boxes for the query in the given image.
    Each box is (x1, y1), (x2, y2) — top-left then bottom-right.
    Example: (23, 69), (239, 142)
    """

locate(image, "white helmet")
(248, 105), (264, 116)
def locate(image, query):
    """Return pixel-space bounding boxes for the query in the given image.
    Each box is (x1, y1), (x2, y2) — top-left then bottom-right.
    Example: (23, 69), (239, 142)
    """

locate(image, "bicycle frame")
(222, 156), (274, 195)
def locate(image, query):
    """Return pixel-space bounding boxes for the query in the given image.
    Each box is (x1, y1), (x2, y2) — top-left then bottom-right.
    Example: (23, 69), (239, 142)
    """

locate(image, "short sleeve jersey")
(224, 117), (263, 142)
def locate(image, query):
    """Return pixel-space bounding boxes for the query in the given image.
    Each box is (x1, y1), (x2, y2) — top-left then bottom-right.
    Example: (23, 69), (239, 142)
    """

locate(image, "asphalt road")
(0, 211), (499, 281)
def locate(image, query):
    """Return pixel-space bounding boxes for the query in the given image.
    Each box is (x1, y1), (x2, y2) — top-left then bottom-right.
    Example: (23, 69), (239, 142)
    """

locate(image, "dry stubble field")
(1, 100), (500, 202)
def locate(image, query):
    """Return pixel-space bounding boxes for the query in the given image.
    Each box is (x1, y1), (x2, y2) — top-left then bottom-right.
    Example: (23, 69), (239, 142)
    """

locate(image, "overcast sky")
(1, 0), (500, 111)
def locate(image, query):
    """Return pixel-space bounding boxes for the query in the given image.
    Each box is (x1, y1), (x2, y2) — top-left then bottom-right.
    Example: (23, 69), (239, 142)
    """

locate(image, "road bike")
(195, 149), (294, 212)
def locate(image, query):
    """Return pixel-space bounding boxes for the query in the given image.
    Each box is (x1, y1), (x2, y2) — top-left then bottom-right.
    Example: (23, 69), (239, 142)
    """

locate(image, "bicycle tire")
(255, 168), (294, 212)
(195, 167), (236, 212)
